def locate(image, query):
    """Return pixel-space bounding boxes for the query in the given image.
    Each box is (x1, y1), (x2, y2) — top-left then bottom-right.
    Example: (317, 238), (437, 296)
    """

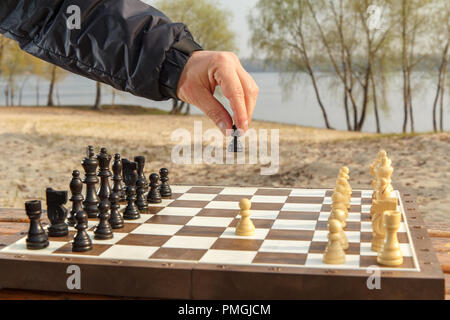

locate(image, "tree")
(94, 82), (102, 110)
(430, 1), (449, 132)
(391, 0), (431, 133)
(154, 0), (236, 115)
(42, 63), (67, 106)
(249, 0), (333, 129)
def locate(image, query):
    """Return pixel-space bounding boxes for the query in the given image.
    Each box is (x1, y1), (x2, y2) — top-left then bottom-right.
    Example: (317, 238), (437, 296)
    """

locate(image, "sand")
(0, 107), (448, 223)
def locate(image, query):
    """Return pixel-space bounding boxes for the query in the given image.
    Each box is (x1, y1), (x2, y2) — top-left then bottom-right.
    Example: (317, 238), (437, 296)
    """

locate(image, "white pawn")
(323, 219), (346, 264)
(235, 198), (255, 236)
(329, 209), (349, 250)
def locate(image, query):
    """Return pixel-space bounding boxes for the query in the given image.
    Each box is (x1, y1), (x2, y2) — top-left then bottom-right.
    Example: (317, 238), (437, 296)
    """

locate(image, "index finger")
(213, 68), (248, 132)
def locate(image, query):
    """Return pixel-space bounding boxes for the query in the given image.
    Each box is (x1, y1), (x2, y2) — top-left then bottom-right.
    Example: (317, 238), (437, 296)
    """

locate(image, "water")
(6, 72), (449, 133)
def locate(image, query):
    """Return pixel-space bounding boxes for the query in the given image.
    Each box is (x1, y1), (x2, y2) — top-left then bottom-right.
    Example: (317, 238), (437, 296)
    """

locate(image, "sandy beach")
(0, 107), (448, 223)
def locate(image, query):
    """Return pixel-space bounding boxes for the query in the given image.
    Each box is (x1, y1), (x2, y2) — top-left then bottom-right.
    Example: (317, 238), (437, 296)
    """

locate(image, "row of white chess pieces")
(234, 150), (404, 267)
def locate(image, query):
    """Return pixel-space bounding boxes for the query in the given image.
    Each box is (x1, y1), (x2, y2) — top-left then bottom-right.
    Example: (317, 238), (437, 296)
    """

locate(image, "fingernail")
(218, 121), (227, 134)
(242, 120), (248, 132)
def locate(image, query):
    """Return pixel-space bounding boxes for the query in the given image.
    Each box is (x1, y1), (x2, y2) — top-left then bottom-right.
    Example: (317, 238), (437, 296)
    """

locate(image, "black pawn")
(135, 177), (148, 211)
(97, 147), (112, 202)
(147, 173), (162, 203)
(134, 156), (149, 193)
(109, 191), (124, 229)
(122, 159), (140, 220)
(159, 168), (172, 198)
(112, 154), (126, 202)
(68, 170), (83, 227)
(46, 188), (69, 237)
(72, 207), (92, 252)
(25, 200), (49, 250)
(82, 146), (100, 218)
(94, 199), (113, 240)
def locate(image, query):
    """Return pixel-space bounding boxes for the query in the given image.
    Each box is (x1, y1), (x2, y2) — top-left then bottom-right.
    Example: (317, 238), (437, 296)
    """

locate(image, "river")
(8, 71), (449, 133)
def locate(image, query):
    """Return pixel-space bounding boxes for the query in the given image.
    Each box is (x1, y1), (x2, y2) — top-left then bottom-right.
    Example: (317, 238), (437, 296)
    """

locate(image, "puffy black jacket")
(0, 0), (203, 101)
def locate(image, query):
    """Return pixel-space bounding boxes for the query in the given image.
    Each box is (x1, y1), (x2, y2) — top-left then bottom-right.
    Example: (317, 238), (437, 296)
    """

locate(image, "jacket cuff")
(159, 37), (203, 100)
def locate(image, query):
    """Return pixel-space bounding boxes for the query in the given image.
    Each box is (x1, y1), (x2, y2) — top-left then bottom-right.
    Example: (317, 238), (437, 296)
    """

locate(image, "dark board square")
(117, 234), (170, 247)
(168, 193), (182, 200)
(317, 220), (363, 231)
(146, 207), (164, 215)
(277, 211), (320, 220)
(150, 248), (207, 261)
(352, 191), (362, 197)
(250, 202), (283, 210)
(211, 238), (263, 251)
(229, 218), (274, 229)
(213, 195), (250, 202)
(254, 189), (291, 196)
(266, 229), (314, 241)
(362, 198), (372, 205)
(114, 223), (140, 234)
(286, 197), (325, 204)
(309, 241), (360, 255)
(54, 243), (112, 256)
(49, 231), (76, 242)
(197, 209), (237, 218)
(349, 205), (362, 213)
(253, 252), (307, 265)
(187, 187), (224, 194)
(176, 226), (226, 237)
(360, 231), (409, 244)
(146, 215), (192, 225)
(359, 256), (415, 269)
(168, 200), (209, 208)
(361, 213), (371, 221)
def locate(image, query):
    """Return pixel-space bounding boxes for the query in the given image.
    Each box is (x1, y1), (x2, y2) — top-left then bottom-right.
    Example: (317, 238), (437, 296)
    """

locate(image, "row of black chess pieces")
(24, 145), (172, 253)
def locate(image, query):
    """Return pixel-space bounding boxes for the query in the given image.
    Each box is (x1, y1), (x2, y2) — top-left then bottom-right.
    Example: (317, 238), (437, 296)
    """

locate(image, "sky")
(143, 0), (258, 58)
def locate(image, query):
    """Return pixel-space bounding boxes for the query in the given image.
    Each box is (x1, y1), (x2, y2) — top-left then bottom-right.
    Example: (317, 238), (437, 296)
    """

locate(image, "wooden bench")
(0, 208), (448, 300)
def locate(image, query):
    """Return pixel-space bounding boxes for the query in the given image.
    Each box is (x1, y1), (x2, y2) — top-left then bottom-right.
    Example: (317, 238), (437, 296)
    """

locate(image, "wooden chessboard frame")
(0, 187), (444, 300)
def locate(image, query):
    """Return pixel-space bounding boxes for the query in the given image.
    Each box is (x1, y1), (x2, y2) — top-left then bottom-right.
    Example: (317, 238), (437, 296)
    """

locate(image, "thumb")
(195, 88), (233, 135)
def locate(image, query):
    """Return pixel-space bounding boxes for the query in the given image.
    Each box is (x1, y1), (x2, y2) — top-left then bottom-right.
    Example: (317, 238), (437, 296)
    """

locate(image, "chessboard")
(0, 185), (444, 299)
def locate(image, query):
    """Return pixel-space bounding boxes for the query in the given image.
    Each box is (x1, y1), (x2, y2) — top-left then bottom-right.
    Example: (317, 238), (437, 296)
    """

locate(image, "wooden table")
(0, 208), (448, 300)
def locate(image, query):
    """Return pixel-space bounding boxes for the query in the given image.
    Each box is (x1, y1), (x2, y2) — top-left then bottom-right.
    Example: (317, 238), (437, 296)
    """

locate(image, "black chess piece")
(97, 147), (112, 202)
(25, 200), (49, 250)
(159, 168), (172, 198)
(134, 156), (149, 193)
(72, 206), (92, 252)
(227, 124), (243, 153)
(109, 191), (124, 229)
(68, 170), (83, 227)
(82, 146), (100, 218)
(135, 176), (148, 211)
(112, 153), (126, 202)
(94, 198), (113, 240)
(122, 159), (140, 220)
(147, 173), (162, 203)
(46, 188), (69, 237)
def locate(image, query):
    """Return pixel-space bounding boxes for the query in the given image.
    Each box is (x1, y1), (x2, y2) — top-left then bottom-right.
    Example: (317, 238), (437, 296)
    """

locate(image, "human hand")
(177, 51), (259, 134)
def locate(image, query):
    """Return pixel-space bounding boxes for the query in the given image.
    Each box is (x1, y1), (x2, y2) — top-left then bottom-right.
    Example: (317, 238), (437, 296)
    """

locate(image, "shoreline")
(0, 106), (448, 223)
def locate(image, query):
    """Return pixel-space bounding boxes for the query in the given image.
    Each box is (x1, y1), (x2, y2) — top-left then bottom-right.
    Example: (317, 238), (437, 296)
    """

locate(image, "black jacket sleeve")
(0, 0), (203, 101)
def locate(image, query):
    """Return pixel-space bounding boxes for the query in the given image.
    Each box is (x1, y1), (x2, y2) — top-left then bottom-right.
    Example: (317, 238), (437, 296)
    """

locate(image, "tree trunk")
(370, 70), (381, 133)
(111, 89), (116, 106)
(439, 62), (448, 132)
(47, 65), (57, 106)
(343, 89), (352, 131)
(93, 81), (102, 110)
(432, 69), (443, 132)
(407, 68), (414, 133)
(36, 79), (40, 106)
